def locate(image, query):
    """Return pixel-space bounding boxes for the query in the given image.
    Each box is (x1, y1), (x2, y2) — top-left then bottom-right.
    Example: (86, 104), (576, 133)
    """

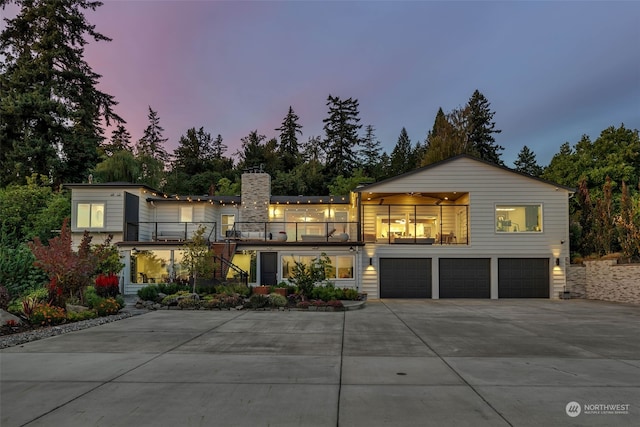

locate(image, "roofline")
(356, 154), (576, 193)
(63, 182), (161, 193)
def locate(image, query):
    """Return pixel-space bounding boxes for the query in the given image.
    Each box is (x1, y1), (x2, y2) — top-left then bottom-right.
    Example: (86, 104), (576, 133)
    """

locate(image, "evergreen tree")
(136, 106), (169, 162)
(172, 127), (215, 174)
(275, 106), (303, 171)
(212, 134), (227, 159)
(235, 130), (268, 171)
(513, 145), (543, 177)
(101, 125), (133, 157)
(0, 0), (122, 187)
(467, 90), (503, 165)
(322, 95), (362, 177)
(421, 107), (474, 165)
(389, 128), (413, 176)
(541, 142), (576, 187)
(359, 125), (382, 177)
(135, 106), (169, 188)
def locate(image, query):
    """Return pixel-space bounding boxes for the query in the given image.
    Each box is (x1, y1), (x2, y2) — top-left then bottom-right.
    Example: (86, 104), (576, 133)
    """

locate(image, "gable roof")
(356, 154), (575, 193)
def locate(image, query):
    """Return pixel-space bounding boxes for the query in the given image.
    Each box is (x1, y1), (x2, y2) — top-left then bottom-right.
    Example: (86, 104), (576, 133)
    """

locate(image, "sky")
(5, 0), (640, 167)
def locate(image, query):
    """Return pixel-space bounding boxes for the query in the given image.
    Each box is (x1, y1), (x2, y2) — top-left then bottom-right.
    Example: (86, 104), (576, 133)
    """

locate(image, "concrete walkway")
(1, 299), (639, 426)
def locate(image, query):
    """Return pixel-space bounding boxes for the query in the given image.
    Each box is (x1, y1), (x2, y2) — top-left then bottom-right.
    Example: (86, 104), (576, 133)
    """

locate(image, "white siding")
(361, 157), (572, 299)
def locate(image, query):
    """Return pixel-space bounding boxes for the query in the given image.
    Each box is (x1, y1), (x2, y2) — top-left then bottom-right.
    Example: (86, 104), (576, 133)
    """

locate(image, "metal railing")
(228, 221), (359, 243)
(130, 221), (217, 242)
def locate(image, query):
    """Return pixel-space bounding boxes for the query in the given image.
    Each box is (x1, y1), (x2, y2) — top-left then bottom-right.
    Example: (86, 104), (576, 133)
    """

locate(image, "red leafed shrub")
(95, 273), (120, 298)
(28, 219), (95, 307)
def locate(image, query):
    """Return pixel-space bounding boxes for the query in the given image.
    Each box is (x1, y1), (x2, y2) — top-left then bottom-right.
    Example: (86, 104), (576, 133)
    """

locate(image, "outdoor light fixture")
(555, 258), (560, 266)
(369, 257), (373, 266)
(349, 246), (355, 253)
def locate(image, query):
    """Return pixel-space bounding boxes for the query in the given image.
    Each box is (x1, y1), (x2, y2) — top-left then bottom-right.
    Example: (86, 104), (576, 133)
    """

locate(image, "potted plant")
(252, 285), (269, 295)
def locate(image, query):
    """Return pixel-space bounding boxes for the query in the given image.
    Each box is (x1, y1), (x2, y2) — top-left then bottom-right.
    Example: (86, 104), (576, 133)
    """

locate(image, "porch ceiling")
(361, 191), (467, 204)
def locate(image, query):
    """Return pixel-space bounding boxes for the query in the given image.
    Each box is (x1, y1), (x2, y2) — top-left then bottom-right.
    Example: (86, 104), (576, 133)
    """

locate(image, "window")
(77, 202), (104, 228)
(222, 214), (235, 235)
(131, 250), (172, 284)
(180, 206), (193, 223)
(496, 205), (542, 232)
(281, 254), (354, 280)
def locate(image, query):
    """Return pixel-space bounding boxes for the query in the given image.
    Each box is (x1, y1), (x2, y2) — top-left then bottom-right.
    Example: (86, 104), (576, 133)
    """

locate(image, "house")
(65, 155), (574, 299)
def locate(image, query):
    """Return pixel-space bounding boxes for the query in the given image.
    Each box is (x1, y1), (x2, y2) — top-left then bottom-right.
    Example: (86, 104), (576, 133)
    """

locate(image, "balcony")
(228, 221), (359, 243)
(127, 222), (217, 242)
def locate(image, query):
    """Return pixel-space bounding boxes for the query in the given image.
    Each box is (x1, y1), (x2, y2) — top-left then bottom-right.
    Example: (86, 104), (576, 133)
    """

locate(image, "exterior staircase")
(209, 241), (248, 286)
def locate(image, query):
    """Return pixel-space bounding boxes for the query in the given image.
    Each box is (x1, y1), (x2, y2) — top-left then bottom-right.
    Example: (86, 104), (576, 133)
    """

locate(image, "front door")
(260, 252), (278, 286)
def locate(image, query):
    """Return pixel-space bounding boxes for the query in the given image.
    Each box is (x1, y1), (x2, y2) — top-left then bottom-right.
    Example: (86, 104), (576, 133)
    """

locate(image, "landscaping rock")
(0, 309), (23, 325)
(66, 304), (90, 313)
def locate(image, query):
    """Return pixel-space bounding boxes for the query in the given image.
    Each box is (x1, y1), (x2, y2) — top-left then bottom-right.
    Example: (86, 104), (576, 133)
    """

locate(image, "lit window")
(76, 203), (105, 228)
(496, 205), (542, 232)
(180, 206), (193, 223)
(222, 214), (235, 234)
(281, 255), (354, 280)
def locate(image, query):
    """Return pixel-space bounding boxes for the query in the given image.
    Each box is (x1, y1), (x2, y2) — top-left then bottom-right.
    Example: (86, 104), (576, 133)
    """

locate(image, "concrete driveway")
(1, 299), (639, 426)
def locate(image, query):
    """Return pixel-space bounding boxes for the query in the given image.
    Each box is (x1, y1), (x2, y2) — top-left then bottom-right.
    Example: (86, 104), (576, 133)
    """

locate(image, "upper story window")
(179, 206), (193, 223)
(221, 214), (235, 234)
(496, 205), (542, 233)
(77, 202), (104, 228)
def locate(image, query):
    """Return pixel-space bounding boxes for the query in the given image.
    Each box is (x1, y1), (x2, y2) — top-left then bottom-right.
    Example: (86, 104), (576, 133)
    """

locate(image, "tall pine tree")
(359, 124), (383, 178)
(513, 145), (543, 177)
(467, 90), (503, 165)
(322, 95), (362, 178)
(275, 106), (303, 172)
(389, 128), (413, 176)
(0, 0), (122, 186)
(135, 106), (169, 188)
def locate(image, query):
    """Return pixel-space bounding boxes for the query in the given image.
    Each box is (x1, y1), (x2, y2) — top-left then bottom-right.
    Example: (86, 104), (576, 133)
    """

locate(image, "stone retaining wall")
(567, 260), (640, 304)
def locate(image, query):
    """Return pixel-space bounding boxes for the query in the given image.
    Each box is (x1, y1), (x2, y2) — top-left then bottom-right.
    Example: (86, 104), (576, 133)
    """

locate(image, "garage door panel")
(380, 258), (431, 298)
(499, 258), (549, 298)
(439, 258), (490, 298)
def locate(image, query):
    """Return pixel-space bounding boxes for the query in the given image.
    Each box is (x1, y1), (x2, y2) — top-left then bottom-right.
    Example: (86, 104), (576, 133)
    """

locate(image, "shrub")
(157, 282), (189, 295)
(326, 300), (344, 310)
(67, 310), (97, 322)
(19, 287), (49, 317)
(137, 284), (159, 301)
(84, 286), (102, 309)
(0, 285), (10, 310)
(248, 293), (268, 309)
(161, 291), (192, 306)
(30, 303), (66, 326)
(342, 288), (358, 300)
(115, 294), (125, 310)
(178, 297), (200, 309)
(0, 242), (48, 299)
(95, 298), (121, 316)
(94, 273), (119, 298)
(219, 294), (243, 309)
(296, 301), (310, 309)
(202, 298), (221, 309)
(268, 293), (287, 308)
(311, 282), (343, 301)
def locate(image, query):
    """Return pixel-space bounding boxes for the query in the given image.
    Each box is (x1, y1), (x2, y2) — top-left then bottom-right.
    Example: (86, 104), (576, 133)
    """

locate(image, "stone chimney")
(240, 168), (270, 230)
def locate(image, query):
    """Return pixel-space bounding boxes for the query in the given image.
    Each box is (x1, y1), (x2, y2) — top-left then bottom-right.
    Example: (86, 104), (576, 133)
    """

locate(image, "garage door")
(380, 258), (431, 298)
(439, 258), (490, 298)
(499, 258), (549, 298)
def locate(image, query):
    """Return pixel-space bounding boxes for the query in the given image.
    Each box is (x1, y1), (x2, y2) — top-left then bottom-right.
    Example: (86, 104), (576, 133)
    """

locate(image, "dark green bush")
(268, 293), (287, 308)
(342, 288), (358, 300)
(137, 285), (159, 301)
(248, 294), (268, 309)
